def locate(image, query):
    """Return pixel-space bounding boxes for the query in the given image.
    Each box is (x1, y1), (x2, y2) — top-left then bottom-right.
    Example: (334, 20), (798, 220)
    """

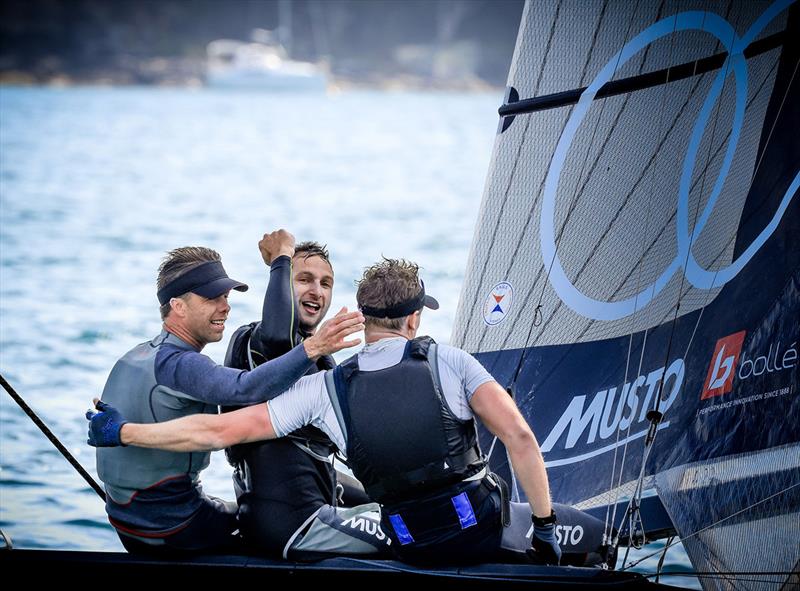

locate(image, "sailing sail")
(452, 0), (799, 587)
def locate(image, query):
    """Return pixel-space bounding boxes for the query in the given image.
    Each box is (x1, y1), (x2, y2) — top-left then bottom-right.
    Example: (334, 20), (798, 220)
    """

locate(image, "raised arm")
(469, 381), (552, 519)
(251, 230), (299, 359)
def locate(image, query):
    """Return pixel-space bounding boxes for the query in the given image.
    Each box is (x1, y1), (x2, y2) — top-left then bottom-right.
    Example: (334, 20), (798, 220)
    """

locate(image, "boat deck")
(2, 549), (684, 588)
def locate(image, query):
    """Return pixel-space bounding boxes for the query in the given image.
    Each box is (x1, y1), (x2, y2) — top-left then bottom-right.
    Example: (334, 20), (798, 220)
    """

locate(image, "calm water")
(0, 86), (697, 587)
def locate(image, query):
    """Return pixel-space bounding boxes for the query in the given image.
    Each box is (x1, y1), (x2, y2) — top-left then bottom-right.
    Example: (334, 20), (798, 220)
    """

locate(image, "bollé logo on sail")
(701, 330), (797, 399)
(702, 331), (747, 399)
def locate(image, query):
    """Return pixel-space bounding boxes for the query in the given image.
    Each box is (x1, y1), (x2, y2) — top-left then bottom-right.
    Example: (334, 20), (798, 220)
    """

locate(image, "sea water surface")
(0, 86), (697, 587)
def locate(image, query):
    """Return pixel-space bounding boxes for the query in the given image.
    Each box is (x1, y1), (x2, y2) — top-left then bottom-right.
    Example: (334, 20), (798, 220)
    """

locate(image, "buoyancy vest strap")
(246, 333), (257, 370)
(368, 447), (482, 501)
(324, 369), (348, 446)
(428, 342), (442, 393)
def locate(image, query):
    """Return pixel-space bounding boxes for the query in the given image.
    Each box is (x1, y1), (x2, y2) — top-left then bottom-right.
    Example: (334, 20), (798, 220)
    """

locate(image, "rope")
(0, 373), (106, 501)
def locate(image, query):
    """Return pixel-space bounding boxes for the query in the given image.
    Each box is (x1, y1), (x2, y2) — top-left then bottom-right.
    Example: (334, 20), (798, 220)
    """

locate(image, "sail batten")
(499, 29), (787, 118)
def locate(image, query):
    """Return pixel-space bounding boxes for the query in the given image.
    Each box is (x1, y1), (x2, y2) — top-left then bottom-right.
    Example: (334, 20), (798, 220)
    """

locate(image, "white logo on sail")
(539, 4), (800, 321)
(708, 345), (734, 390)
(541, 359), (685, 467)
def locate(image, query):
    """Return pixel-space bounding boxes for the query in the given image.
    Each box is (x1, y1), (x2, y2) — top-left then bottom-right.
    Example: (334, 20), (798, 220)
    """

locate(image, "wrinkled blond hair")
(356, 258), (421, 330)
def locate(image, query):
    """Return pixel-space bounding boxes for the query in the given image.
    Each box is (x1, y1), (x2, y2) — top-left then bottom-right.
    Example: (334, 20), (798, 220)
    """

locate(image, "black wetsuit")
(223, 255), (347, 555)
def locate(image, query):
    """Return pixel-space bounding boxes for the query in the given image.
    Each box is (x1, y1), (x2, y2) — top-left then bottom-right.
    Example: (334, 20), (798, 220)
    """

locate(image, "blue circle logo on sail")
(539, 0), (799, 322)
(483, 282), (513, 326)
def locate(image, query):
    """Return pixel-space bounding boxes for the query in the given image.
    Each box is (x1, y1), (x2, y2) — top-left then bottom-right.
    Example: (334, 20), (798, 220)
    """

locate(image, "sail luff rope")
(464, 0), (563, 349)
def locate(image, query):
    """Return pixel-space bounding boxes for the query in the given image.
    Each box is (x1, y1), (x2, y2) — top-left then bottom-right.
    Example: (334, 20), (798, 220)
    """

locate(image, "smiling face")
(293, 254), (333, 333)
(180, 291), (231, 347)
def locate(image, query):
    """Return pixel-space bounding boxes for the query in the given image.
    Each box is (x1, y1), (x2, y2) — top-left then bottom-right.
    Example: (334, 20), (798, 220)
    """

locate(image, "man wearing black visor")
(92, 246), (364, 555)
(88, 258), (568, 565)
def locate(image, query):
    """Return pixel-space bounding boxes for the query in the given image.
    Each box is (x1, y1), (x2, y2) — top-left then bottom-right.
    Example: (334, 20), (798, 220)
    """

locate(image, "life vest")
(222, 322), (336, 465)
(325, 336), (487, 504)
(97, 331), (215, 504)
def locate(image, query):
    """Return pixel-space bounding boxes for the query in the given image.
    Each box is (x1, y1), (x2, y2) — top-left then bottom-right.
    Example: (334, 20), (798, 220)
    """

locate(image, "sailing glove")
(526, 512), (562, 565)
(86, 400), (128, 447)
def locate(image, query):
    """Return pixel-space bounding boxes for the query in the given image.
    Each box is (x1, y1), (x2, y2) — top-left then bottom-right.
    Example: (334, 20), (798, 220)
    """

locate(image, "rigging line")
(615, 4), (743, 558)
(610, 0), (712, 541)
(0, 373), (106, 501)
(647, 0), (760, 431)
(654, 535), (675, 583)
(749, 57), (799, 186)
(463, 0), (563, 347)
(606, 0), (703, 539)
(620, 482), (800, 571)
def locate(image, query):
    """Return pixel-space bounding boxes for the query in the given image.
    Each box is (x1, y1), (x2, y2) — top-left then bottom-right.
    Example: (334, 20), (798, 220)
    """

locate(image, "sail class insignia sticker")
(483, 282), (513, 326)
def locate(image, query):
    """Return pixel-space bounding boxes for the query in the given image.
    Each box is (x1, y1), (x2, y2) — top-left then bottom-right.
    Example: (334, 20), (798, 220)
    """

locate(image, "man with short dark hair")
(89, 258), (607, 565)
(93, 245), (364, 555)
(222, 230), (388, 559)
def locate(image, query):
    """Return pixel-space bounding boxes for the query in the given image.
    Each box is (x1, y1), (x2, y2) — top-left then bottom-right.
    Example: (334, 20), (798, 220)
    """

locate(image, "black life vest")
(327, 337), (486, 504)
(222, 321), (336, 465)
(221, 321), (339, 553)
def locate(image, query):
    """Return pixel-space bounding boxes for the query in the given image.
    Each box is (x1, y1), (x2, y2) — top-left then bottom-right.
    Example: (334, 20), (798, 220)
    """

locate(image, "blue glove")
(86, 400), (128, 447)
(526, 519), (562, 566)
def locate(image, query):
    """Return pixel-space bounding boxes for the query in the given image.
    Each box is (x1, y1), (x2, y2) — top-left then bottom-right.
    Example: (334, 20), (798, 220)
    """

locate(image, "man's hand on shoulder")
(259, 229), (295, 265)
(303, 307), (364, 359)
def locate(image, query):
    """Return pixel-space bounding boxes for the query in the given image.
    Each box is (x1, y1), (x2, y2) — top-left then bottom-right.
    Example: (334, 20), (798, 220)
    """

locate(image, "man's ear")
(407, 310), (421, 333)
(170, 296), (188, 318)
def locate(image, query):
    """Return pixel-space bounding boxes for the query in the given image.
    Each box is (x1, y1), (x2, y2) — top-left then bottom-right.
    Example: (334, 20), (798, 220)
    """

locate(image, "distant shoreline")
(0, 64), (504, 94)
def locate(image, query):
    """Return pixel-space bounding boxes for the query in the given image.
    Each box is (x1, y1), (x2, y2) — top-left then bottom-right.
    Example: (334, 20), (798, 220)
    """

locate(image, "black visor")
(157, 260), (248, 305)
(360, 281), (439, 319)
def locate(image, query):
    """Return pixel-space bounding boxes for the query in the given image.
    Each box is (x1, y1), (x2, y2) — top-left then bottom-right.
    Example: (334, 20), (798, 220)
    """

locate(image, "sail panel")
(453, 0), (790, 349)
(656, 446), (800, 591)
